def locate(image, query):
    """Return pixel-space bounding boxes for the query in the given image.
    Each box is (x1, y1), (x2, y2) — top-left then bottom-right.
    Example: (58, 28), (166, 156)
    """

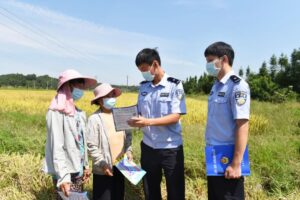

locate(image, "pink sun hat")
(57, 69), (97, 91)
(91, 83), (122, 105)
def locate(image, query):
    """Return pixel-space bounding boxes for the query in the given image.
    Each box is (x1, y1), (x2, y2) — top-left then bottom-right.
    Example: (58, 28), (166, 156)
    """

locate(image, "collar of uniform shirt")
(218, 70), (235, 84)
(150, 73), (169, 88)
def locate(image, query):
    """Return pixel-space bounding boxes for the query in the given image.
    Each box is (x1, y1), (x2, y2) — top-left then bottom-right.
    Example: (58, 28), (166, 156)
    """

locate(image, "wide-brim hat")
(91, 83), (122, 105)
(57, 69), (97, 91)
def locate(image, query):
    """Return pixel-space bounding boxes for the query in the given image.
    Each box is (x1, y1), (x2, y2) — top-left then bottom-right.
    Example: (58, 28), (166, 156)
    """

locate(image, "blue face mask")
(206, 60), (221, 77)
(141, 66), (155, 81)
(72, 87), (84, 101)
(103, 98), (116, 110)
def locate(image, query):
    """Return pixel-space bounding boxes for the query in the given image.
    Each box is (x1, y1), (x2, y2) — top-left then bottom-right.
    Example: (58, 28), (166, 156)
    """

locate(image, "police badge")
(176, 89), (184, 100)
(235, 91), (247, 106)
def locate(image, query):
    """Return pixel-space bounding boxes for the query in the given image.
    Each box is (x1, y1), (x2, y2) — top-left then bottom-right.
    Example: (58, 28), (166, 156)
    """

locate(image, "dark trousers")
(141, 142), (185, 200)
(207, 176), (245, 200)
(93, 166), (125, 200)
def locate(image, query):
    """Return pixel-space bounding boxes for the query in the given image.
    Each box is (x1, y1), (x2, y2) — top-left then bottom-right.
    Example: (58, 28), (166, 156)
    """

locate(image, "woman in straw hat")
(86, 83), (133, 200)
(43, 69), (97, 199)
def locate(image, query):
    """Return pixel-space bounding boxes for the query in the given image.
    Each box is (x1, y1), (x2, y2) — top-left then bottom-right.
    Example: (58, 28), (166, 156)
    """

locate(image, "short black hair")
(135, 48), (161, 67)
(204, 42), (235, 66)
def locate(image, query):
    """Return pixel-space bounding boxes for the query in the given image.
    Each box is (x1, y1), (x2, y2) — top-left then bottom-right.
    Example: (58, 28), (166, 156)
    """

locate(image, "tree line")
(0, 73), (139, 92)
(183, 48), (300, 102)
(1, 47), (299, 102)
(0, 73), (58, 89)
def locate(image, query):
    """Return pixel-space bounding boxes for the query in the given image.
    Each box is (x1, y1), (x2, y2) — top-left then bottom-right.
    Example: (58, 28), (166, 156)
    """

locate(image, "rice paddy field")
(0, 89), (299, 200)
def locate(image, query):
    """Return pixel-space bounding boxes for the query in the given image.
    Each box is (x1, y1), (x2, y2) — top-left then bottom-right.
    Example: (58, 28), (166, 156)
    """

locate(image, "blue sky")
(0, 0), (299, 85)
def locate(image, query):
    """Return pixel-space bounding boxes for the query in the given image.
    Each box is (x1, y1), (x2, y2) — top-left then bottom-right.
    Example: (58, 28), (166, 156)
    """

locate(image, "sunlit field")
(0, 89), (299, 200)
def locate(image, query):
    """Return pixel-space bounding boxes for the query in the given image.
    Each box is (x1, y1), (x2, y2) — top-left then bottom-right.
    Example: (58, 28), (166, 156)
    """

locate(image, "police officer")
(128, 48), (186, 200)
(204, 42), (250, 200)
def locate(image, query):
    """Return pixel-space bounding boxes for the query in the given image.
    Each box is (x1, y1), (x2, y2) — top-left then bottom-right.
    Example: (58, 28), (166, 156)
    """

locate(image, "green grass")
(0, 98), (300, 199)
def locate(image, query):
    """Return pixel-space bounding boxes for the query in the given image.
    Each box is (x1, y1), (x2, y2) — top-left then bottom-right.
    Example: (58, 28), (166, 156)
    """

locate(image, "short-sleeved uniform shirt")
(137, 73), (187, 149)
(205, 70), (250, 145)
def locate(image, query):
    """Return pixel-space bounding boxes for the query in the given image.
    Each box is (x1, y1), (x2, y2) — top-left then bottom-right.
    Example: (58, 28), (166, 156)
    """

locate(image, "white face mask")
(141, 65), (155, 81)
(103, 98), (116, 110)
(72, 87), (84, 101)
(206, 58), (222, 77)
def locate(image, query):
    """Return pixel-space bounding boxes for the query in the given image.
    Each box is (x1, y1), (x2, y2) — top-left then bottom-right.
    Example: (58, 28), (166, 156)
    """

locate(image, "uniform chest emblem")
(235, 91), (247, 106)
(160, 92), (170, 97)
(218, 92), (225, 97)
(141, 91), (148, 96)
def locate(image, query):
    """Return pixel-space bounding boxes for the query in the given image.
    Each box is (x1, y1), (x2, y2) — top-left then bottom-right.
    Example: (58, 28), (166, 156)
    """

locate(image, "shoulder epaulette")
(140, 80), (149, 85)
(230, 75), (241, 83)
(167, 77), (181, 85)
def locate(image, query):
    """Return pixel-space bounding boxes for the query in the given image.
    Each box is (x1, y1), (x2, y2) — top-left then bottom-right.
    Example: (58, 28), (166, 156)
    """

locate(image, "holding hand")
(225, 163), (241, 179)
(60, 182), (71, 197)
(102, 164), (113, 176)
(127, 116), (150, 128)
(82, 169), (91, 183)
(126, 151), (133, 162)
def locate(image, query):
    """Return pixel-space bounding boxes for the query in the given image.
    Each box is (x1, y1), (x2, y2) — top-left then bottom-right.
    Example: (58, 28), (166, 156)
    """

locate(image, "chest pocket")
(158, 97), (172, 115)
(138, 93), (151, 116)
(212, 96), (230, 116)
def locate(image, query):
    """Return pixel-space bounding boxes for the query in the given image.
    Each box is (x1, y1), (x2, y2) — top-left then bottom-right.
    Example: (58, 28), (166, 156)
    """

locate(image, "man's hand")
(60, 182), (71, 197)
(127, 116), (150, 128)
(82, 169), (91, 183)
(225, 163), (241, 179)
(102, 164), (113, 176)
(126, 151), (133, 162)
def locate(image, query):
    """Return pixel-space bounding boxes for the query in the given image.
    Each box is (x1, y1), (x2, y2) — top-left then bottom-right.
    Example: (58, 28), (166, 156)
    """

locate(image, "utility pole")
(126, 75), (129, 92)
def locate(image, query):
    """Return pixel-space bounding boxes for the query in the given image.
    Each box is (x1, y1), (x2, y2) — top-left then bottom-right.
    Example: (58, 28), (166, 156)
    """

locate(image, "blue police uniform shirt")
(137, 73), (187, 149)
(205, 70), (250, 145)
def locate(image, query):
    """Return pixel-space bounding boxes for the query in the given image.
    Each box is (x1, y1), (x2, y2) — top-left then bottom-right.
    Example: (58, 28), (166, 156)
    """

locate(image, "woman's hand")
(126, 151), (133, 162)
(82, 169), (91, 183)
(102, 164), (113, 176)
(60, 182), (71, 197)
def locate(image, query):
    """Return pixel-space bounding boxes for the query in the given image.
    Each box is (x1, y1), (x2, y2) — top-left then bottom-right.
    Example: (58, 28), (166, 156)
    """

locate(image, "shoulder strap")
(140, 80), (149, 85)
(167, 77), (181, 85)
(230, 75), (241, 83)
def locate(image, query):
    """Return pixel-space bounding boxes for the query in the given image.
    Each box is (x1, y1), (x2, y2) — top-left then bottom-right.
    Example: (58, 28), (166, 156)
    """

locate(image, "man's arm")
(225, 119), (249, 179)
(127, 113), (180, 128)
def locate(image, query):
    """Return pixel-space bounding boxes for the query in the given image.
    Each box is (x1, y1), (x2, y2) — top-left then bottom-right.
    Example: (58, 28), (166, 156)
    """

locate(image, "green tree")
(276, 53), (290, 88)
(246, 66), (251, 80)
(259, 61), (269, 77)
(238, 67), (244, 78)
(269, 54), (277, 81)
(290, 48), (300, 93)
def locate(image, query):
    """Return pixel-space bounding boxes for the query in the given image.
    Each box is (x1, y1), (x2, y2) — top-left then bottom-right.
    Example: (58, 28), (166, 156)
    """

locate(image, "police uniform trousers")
(141, 141), (185, 200)
(207, 176), (244, 200)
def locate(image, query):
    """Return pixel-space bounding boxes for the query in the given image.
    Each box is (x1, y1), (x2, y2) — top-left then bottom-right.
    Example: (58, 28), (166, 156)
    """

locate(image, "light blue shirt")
(205, 70), (250, 145)
(137, 73), (187, 149)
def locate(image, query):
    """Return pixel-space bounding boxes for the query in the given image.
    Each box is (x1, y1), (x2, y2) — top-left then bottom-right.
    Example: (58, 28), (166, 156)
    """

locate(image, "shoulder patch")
(235, 91), (247, 106)
(167, 77), (181, 85)
(140, 80), (149, 85)
(230, 75), (241, 83)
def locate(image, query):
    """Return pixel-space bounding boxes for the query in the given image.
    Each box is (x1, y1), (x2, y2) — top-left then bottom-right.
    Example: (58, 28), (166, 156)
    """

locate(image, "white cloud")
(0, 0), (199, 84)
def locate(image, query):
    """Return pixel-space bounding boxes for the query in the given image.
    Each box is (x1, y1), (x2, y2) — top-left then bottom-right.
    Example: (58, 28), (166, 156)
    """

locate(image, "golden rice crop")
(0, 153), (54, 200)
(0, 89), (267, 131)
(0, 89), (208, 126)
(249, 114), (269, 135)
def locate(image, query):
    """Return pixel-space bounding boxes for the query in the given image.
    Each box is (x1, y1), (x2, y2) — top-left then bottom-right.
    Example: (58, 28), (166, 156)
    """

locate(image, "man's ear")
(153, 60), (160, 68)
(222, 55), (229, 64)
